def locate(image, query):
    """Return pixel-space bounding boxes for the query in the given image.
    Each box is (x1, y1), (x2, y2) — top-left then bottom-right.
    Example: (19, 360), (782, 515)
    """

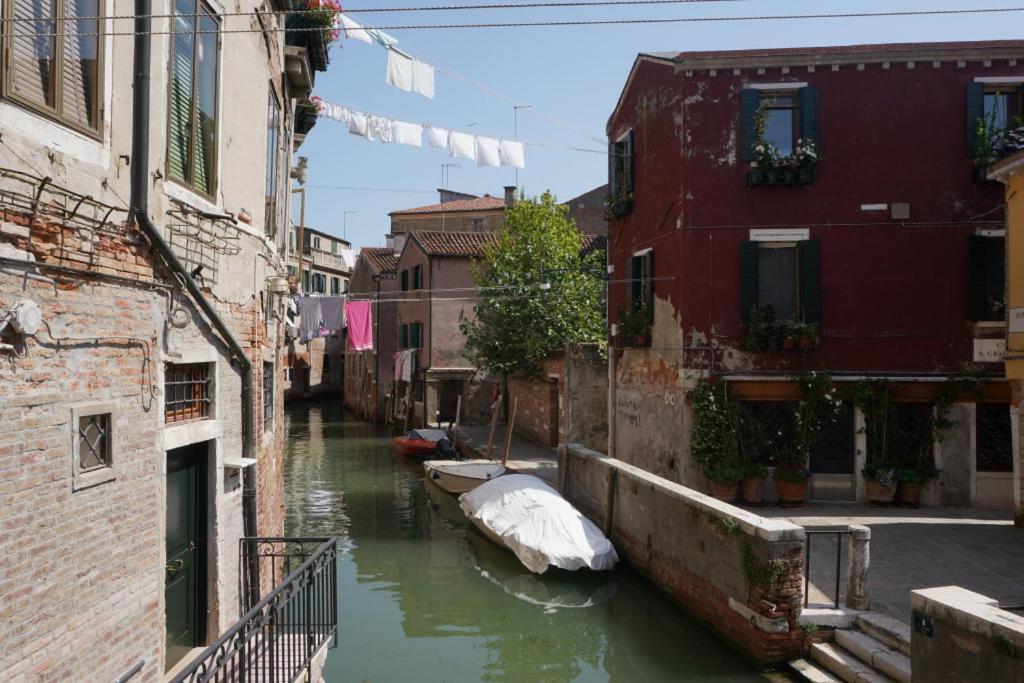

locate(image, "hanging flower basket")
(295, 102), (319, 135)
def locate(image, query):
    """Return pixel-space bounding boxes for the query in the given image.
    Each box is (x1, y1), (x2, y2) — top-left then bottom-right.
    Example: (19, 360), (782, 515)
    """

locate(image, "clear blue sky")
(294, 0), (1023, 249)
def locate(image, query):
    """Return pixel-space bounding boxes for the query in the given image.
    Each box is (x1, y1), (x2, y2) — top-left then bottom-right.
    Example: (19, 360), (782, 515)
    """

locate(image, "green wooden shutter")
(740, 241), (759, 321)
(399, 324), (408, 348)
(401, 270), (409, 291)
(626, 130), (636, 193)
(799, 86), (819, 145)
(966, 81), (985, 155)
(630, 254), (643, 313)
(967, 235), (988, 320)
(168, 13), (195, 183)
(799, 240), (822, 324)
(410, 323), (422, 348)
(608, 140), (619, 195)
(740, 89), (761, 162)
(643, 251), (654, 323)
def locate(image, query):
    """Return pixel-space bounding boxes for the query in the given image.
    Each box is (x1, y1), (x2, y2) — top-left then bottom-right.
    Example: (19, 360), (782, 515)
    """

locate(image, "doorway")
(165, 442), (208, 671)
(438, 380), (462, 423)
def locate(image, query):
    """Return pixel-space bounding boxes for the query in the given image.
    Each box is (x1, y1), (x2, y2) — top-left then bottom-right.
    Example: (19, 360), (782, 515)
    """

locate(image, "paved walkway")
(750, 504), (1024, 624)
(455, 424), (559, 485)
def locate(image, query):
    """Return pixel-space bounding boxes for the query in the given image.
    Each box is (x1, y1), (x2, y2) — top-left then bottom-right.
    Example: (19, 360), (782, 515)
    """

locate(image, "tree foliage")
(460, 191), (605, 376)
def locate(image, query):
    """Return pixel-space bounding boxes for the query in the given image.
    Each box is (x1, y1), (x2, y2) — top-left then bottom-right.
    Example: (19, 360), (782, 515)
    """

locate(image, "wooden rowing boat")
(391, 437), (439, 457)
(422, 459), (506, 494)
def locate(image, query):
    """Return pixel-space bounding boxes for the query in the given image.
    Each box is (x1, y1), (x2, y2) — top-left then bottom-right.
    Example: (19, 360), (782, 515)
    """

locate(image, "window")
(984, 88), (1022, 132)
(165, 363), (212, 423)
(289, 229), (296, 252)
(401, 269), (409, 291)
(302, 269), (310, 292)
(168, 0), (218, 197)
(331, 241), (337, 254)
(262, 362), (274, 430)
(71, 403), (116, 490)
(399, 323), (408, 348)
(313, 273), (326, 294)
(629, 250), (653, 319)
(977, 404), (1013, 472)
(609, 130), (634, 199)
(741, 87), (818, 162)
(313, 236), (321, 251)
(967, 82), (1024, 154)
(265, 90), (280, 239)
(471, 218), (484, 233)
(330, 276), (340, 295)
(967, 235), (1005, 321)
(412, 265), (423, 290)
(741, 240), (821, 324)
(2, 0), (104, 136)
(283, 366), (293, 382)
(410, 322), (423, 348)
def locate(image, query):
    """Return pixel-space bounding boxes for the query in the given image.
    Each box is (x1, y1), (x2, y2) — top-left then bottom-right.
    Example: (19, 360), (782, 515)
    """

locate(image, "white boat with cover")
(423, 459), (506, 494)
(458, 474), (619, 574)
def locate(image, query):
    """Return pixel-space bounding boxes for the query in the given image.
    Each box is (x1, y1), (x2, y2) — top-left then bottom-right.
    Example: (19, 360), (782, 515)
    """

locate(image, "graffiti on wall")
(616, 395), (641, 428)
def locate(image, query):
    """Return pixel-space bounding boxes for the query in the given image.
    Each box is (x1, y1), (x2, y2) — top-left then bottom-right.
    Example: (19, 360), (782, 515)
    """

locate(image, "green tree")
(460, 191), (605, 376)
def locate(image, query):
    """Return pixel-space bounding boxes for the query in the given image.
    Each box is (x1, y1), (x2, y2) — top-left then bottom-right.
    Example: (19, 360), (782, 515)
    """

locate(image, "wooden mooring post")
(501, 398), (518, 467)
(486, 395), (502, 459)
(603, 468), (618, 539)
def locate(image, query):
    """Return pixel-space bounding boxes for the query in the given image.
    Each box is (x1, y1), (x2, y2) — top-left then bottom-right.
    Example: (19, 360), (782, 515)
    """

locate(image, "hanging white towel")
(348, 111), (368, 137)
(411, 59), (435, 99)
(499, 139), (526, 169)
(322, 103), (351, 124)
(394, 121), (423, 147)
(449, 131), (477, 161)
(475, 136), (501, 168)
(367, 115), (395, 143)
(338, 14), (372, 44)
(367, 27), (399, 49)
(386, 49), (414, 92)
(427, 126), (449, 149)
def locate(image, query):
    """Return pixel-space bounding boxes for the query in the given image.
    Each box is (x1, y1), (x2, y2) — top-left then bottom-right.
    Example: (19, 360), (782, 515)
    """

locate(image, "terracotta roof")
(361, 247), (399, 274)
(671, 40), (1024, 65)
(390, 195), (507, 216)
(411, 231), (497, 257)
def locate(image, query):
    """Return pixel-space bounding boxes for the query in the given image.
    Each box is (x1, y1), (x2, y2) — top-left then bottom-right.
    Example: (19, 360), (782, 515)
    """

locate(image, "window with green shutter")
(168, 0), (219, 197)
(740, 86), (818, 162)
(399, 324), (408, 348)
(967, 235), (1005, 321)
(740, 239), (821, 324)
(3, 0), (104, 137)
(630, 251), (654, 322)
(410, 322), (423, 348)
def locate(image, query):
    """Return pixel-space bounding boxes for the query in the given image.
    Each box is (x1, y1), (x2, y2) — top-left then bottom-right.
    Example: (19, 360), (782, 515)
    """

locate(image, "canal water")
(284, 400), (776, 682)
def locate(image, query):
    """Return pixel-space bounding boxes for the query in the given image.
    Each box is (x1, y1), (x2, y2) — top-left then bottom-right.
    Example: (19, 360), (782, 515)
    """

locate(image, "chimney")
(504, 186), (517, 208)
(438, 188), (477, 204)
(387, 234), (407, 254)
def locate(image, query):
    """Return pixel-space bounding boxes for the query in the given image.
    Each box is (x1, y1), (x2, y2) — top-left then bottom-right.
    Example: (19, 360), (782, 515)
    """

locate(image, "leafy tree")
(460, 191), (604, 376)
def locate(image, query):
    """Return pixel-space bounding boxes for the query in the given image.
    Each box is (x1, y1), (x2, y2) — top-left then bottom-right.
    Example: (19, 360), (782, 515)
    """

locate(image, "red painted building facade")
(606, 42), (1024, 506)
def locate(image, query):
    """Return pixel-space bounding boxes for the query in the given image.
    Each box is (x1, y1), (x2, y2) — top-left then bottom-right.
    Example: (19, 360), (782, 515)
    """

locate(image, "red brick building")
(607, 41), (1024, 506)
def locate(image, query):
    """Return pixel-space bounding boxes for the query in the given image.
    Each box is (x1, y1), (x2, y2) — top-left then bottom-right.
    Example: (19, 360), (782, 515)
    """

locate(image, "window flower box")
(295, 103), (318, 135)
(747, 166), (814, 187)
(604, 194), (633, 220)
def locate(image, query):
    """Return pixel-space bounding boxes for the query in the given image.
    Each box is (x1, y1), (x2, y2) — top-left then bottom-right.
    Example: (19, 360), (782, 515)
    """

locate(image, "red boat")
(391, 429), (448, 458)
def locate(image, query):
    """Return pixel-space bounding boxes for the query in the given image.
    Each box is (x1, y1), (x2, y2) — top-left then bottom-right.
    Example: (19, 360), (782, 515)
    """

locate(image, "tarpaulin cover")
(409, 429), (448, 443)
(459, 474), (618, 574)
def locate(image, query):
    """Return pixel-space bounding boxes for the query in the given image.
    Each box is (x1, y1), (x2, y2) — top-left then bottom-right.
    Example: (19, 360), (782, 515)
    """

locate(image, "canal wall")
(564, 444), (807, 665)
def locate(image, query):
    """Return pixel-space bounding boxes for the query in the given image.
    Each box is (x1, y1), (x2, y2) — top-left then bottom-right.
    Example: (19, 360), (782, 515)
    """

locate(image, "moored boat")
(459, 474), (619, 574)
(391, 429), (450, 458)
(423, 459), (505, 494)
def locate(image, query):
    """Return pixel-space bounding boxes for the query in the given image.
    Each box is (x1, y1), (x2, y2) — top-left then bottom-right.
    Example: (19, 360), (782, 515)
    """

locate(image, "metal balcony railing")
(170, 537), (339, 683)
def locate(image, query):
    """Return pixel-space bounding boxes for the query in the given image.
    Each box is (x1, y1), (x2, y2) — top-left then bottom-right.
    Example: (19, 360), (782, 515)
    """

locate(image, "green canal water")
(284, 400), (776, 682)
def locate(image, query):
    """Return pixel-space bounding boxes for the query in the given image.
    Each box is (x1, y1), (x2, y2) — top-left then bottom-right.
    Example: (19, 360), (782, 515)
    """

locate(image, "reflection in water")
(285, 401), (773, 682)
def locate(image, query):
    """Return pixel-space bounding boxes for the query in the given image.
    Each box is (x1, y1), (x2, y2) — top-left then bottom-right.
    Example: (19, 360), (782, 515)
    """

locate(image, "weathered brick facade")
(508, 356), (566, 447)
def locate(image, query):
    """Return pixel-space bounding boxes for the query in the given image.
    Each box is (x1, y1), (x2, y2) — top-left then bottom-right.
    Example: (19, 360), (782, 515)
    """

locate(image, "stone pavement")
(750, 504), (1024, 624)
(455, 423), (559, 485)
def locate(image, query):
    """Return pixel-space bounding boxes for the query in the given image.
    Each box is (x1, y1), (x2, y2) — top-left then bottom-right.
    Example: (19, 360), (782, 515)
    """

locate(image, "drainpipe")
(131, 0), (260, 608)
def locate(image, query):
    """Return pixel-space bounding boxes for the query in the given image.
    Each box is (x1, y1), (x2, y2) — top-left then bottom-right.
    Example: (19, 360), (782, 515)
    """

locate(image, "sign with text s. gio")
(973, 339), (1006, 363)
(1010, 308), (1024, 334)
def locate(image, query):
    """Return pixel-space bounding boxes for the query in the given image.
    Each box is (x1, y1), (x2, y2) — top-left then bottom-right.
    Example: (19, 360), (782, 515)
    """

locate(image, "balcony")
(307, 248), (347, 273)
(284, 6), (330, 73)
(169, 537), (339, 683)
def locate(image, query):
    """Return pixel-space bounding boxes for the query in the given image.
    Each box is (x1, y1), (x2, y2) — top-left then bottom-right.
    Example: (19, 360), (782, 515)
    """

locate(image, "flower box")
(747, 166), (814, 187)
(295, 107), (318, 135)
(604, 196), (633, 220)
(285, 14), (330, 72)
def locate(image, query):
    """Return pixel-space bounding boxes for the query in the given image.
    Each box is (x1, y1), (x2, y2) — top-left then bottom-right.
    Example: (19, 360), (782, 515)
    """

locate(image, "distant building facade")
(344, 247), (399, 420)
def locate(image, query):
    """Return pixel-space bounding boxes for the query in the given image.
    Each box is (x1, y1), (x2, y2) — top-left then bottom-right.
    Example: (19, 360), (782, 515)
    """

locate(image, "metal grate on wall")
(165, 209), (242, 286)
(977, 403), (1013, 472)
(165, 363), (213, 423)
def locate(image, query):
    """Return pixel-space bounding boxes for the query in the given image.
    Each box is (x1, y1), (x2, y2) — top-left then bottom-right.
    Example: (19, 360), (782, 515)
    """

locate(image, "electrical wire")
(304, 184), (438, 193)
(344, 275), (671, 301)
(9, 7), (1024, 37)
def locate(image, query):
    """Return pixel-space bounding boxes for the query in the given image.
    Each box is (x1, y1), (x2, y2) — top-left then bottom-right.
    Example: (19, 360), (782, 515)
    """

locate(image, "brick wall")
(508, 356), (565, 447)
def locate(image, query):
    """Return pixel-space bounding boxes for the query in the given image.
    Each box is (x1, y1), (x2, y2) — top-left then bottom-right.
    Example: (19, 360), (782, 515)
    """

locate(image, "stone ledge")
(728, 597), (790, 633)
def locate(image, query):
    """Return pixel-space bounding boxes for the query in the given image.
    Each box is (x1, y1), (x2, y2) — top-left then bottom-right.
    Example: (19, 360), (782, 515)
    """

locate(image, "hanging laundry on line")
(335, 13), (398, 48)
(386, 48), (436, 100)
(346, 300), (374, 352)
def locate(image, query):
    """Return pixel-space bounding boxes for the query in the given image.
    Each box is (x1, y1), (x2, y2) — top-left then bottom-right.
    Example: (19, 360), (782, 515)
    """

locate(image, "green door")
(165, 443), (207, 671)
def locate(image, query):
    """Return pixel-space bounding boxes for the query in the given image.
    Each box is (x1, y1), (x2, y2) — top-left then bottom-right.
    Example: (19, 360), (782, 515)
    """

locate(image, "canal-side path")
(457, 423), (559, 484)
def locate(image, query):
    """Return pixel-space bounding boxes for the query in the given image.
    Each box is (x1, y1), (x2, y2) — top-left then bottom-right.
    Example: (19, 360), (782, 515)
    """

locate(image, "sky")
(293, 0), (1024, 249)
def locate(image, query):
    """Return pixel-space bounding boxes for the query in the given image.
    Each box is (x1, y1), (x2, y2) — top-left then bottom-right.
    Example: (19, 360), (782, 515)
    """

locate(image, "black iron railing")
(804, 529), (850, 609)
(170, 537), (339, 683)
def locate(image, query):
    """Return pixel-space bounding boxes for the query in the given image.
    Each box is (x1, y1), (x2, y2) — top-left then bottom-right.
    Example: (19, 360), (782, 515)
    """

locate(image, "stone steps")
(788, 657), (842, 683)
(855, 612), (911, 657)
(809, 642), (895, 683)
(834, 630), (911, 683)
(793, 610), (911, 683)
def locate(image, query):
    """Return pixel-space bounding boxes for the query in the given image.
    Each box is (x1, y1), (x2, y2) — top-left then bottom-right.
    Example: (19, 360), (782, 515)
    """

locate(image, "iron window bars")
(165, 363), (212, 424)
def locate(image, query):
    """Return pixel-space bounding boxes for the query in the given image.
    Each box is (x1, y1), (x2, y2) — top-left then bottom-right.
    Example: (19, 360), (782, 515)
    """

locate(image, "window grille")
(78, 414), (111, 471)
(868, 403), (932, 462)
(263, 362), (274, 430)
(977, 404), (1013, 472)
(165, 363), (212, 423)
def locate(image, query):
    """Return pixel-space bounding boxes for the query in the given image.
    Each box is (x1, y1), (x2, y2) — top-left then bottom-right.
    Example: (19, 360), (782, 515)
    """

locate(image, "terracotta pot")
(782, 338), (796, 350)
(709, 481), (739, 503)
(741, 476), (764, 504)
(799, 337), (814, 350)
(775, 478), (807, 507)
(866, 479), (896, 506)
(897, 482), (923, 508)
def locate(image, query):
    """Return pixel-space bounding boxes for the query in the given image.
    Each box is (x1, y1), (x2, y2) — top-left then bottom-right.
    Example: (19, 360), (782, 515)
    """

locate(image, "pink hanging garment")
(345, 300), (374, 351)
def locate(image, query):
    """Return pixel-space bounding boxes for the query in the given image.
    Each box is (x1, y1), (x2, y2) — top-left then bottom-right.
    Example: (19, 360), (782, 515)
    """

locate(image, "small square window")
(71, 404), (117, 490)
(165, 363), (213, 424)
(471, 218), (484, 233)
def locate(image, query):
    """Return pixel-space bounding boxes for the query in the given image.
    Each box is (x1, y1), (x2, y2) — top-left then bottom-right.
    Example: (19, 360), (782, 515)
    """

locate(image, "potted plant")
(616, 306), (651, 347)
(690, 376), (742, 503)
(773, 464), (809, 507)
(897, 452), (940, 508)
(863, 463), (897, 505)
(706, 461), (742, 502)
(740, 462), (769, 505)
(295, 98), (320, 135)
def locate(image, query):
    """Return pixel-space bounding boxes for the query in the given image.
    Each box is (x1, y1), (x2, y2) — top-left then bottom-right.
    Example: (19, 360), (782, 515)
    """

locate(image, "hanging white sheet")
(366, 115), (395, 143)
(475, 136), (501, 168)
(348, 111), (368, 137)
(449, 131), (477, 161)
(427, 126), (449, 149)
(386, 49), (414, 92)
(337, 14), (372, 44)
(412, 59), (435, 99)
(499, 139), (526, 169)
(394, 120), (423, 147)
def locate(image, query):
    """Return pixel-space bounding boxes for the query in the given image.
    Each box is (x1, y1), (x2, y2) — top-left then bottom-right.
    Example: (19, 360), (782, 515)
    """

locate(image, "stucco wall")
(565, 343), (609, 453)
(430, 258), (477, 369)
(564, 445), (807, 664)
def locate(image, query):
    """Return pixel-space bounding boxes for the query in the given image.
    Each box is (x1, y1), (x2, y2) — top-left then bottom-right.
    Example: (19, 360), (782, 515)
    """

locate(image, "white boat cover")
(409, 428), (448, 442)
(459, 474), (619, 574)
(424, 460), (505, 480)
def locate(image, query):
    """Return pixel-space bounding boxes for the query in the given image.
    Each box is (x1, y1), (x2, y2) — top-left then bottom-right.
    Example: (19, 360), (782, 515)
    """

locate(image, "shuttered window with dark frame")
(609, 130), (635, 197)
(740, 239), (821, 323)
(168, 0), (219, 198)
(262, 361), (274, 431)
(400, 269), (409, 291)
(412, 264), (423, 290)
(265, 88), (280, 239)
(967, 81), (1024, 155)
(399, 323), (408, 349)
(629, 251), (654, 322)
(410, 322), (423, 349)
(740, 86), (818, 162)
(3, 0), (103, 136)
(967, 235), (1005, 322)
(976, 403), (1013, 472)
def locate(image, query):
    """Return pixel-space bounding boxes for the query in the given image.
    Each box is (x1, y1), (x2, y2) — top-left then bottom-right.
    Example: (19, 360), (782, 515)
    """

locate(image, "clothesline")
(318, 99), (527, 168)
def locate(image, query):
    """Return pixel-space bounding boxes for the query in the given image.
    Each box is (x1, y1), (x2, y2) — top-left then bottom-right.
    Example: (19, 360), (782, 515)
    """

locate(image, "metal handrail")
(170, 536), (339, 683)
(804, 529), (850, 610)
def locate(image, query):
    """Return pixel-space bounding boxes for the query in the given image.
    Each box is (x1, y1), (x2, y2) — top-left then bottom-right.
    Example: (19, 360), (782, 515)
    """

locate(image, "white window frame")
(70, 402), (118, 490)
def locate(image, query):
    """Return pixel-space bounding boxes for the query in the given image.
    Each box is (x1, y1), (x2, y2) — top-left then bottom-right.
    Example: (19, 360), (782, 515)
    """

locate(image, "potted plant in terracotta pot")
(776, 370), (842, 507)
(690, 376), (742, 503)
(897, 457), (939, 508)
(863, 463), (897, 505)
(774, 464), (809, 507)
(739, 462), (768, 504)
